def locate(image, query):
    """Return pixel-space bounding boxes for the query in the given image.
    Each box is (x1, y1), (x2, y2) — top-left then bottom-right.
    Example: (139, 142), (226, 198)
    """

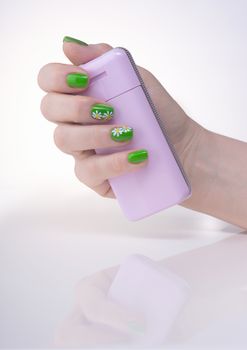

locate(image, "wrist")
(178, 121), (217, 212)
(179, 122), (247, 229)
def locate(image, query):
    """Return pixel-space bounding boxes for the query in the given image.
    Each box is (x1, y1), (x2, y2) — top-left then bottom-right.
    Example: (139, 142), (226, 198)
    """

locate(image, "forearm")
(182, 128), (247, 229)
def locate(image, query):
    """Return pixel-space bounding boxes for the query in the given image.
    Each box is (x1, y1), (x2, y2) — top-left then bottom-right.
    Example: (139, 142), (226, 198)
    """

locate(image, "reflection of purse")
(108, 254), (190, 347)
(81, 48), (191, 221)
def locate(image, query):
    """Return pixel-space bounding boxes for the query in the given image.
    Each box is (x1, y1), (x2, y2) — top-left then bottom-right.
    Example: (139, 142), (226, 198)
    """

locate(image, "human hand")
(38, 37), (247, 228)
(38, 38), (204, 199)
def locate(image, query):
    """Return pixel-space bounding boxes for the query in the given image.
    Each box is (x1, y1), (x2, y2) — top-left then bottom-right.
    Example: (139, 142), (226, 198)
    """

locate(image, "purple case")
(80, 47), (191, 221)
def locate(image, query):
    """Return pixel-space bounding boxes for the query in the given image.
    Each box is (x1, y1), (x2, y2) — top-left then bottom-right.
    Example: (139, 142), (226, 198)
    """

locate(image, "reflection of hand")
(54, 266), (145, 348)
(54, 235), (247, 348)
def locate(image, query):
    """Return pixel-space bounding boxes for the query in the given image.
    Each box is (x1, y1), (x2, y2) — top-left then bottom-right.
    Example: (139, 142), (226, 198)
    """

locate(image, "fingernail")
(128, 149), (148, 164)
(63, 36), (88, 46)
(91, 103), (114, 121)
(111, 126), (133, 142)
(66, 72), (89, 88)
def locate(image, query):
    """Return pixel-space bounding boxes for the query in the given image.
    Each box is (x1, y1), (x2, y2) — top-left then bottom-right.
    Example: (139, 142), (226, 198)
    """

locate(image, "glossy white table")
(0, 187), (245, 349)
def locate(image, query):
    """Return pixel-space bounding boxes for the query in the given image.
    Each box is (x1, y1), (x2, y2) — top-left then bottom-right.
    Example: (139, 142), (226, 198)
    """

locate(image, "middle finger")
(41, 92), (114, 124)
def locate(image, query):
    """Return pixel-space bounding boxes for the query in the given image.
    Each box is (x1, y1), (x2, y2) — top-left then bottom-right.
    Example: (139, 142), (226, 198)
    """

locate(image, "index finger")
(63, 38), (113, 65)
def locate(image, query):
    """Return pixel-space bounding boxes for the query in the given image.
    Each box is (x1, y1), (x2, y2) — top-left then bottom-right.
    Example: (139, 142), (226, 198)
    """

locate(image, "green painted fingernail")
(111, 126), (133, 142)
(63, 36), (88, 46)
(66, 72), (89, 88)
(128, 149), (148, 163)
(91, 103), (114, 121)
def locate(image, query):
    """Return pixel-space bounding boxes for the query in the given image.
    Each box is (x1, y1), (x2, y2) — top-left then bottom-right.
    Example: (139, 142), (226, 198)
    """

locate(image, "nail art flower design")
(112, 127), (124, 137)
(122, 126), (132, 133)
(91, 104), (114, 121)
(103, 110), (113, 120)
(92, 110), (103, 120)
(111, 126), (133, 142)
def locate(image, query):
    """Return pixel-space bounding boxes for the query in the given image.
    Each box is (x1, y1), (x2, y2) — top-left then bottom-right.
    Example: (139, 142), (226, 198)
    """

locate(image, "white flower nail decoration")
(112, 127), (124, 137)
(92, 111), (102, 120)
(103, 111), (113, 119)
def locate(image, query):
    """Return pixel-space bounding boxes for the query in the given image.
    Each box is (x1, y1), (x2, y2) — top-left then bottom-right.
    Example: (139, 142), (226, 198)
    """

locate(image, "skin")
(38, 42), (247, 229)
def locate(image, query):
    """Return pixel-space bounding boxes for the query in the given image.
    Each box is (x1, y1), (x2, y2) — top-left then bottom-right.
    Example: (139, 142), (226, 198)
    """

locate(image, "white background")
(0, 0), (247, 348)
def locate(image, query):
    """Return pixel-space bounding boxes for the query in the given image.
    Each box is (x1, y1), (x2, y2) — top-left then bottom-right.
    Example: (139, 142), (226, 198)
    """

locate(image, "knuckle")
(97, 188), (108, 198)
(40, 94), (50, 119)
(74, 156), (100, 188)
(53, 125), (67, 151)
(37, 63), (52, 90)
(74, 160), (88, 184)
(74, 161), (81, 180)
(72, 95), (86, 123)
(99, 43), (112, 51)
(85, 159), (98, 181)
(88, 126), (99, 147)
(37, 66), (45, 89)
(95, 183), (112, 198)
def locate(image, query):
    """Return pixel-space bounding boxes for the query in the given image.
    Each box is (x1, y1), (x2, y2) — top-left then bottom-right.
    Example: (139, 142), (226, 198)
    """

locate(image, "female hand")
(38, 37), (247, 229)
(38, 38), (203, 199)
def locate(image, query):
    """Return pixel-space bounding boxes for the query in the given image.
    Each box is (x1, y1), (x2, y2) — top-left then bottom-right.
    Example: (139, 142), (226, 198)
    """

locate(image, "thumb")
(63, 36), (113, 65)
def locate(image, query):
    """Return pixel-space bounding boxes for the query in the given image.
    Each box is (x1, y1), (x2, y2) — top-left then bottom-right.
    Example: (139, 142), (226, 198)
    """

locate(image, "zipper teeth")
(116, 47), (191, 191)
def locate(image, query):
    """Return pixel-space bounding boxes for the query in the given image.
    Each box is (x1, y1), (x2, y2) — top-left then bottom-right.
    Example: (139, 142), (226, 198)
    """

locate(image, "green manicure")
(111, 126), (133, 142)
(63, 36), (88, 46)
(128, 149), (148, 164)
(66, 72), (89, 88)
(91, 103), (114, 121)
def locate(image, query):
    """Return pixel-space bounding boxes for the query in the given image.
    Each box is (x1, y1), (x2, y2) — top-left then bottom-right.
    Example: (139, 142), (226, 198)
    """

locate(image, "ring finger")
(54, 124), (134, 155)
